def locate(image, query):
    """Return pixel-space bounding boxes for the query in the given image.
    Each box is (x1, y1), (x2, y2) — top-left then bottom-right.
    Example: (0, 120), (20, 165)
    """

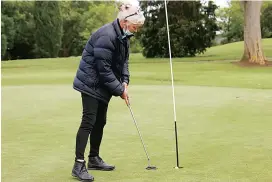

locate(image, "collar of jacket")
(113, 19), (134, 43)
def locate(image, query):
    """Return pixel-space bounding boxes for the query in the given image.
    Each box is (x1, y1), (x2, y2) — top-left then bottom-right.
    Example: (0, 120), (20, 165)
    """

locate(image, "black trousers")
(75, 93), (108, 160)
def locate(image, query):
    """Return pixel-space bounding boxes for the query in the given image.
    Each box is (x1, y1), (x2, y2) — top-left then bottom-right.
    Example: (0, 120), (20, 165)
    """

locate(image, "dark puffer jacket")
(73, 19), (130, 104)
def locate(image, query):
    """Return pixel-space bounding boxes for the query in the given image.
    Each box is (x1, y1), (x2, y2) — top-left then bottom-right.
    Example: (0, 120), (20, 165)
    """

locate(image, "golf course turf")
(2, 39), (272, 181)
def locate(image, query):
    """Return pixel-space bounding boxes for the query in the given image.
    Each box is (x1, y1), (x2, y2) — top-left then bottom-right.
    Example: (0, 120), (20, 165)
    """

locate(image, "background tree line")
(1, 1), (124, 60)
(1, 1), (272, 61)
(138, 1), (219, 58)
(216, 1), (272, 44)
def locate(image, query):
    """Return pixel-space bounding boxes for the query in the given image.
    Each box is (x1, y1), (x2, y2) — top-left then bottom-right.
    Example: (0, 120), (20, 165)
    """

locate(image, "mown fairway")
(2, 40), (272, 182)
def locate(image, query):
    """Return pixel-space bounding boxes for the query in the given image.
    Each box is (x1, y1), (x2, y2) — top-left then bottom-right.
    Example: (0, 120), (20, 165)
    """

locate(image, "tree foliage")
(1, 1), (35, 60)
(218, 1), (243, 43)
(59, 1), (116, 57)
(1, 1), (271, 60)
(59, 1), (89, 57)
(261, 3), (272, 38)
(216, 1), (272, 44)
(34, 1), (63, 58)
(138, 1), (219, 58)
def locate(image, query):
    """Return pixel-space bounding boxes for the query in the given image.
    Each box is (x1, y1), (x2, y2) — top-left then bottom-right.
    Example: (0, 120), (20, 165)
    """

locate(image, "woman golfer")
(71, 0), (145, 181)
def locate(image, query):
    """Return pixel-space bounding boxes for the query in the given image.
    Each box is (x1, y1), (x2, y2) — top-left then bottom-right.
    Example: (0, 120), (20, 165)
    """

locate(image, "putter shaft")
(127, 104), (150, 163)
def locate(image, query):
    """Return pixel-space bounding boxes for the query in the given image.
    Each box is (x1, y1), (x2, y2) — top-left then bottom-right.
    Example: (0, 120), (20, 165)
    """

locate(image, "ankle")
(89, 154), (98, 157)
(76, 158), (85, 163)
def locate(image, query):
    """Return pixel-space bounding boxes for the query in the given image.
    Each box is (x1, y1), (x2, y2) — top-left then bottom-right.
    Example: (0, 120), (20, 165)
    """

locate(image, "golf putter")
(126, 97), (157, 170)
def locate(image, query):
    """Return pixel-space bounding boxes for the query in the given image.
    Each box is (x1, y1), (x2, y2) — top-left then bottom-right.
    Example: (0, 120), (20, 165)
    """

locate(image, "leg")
(72, 93), (98, 181)
(89, 101), (108, 157)
(75, 93), (99, 160)
(87, 101), (115, 171)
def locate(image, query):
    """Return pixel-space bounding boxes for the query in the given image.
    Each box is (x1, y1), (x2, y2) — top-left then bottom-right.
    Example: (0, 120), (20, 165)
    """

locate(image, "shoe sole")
(88, 166), (115, 171)
(72, 173), (94, 182)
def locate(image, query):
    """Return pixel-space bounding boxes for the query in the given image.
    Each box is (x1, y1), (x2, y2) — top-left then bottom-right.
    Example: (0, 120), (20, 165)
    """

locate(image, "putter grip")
(126, 97), (130, 106)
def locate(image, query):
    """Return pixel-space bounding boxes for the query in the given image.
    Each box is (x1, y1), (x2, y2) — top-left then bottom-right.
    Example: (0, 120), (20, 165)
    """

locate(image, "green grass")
(2, 40), (272, 182)
(2, 39), (272, 89)
(131, 38), (272, 62)
(195, 38), (272, 61)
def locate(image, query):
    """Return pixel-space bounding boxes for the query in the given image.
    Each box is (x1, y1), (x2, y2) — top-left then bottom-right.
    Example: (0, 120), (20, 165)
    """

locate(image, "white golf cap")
(116, 0), (145, 25)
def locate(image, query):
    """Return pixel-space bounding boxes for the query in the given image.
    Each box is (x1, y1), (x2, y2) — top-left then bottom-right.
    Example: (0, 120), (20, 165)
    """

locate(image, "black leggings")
(75, 93), (108, 160)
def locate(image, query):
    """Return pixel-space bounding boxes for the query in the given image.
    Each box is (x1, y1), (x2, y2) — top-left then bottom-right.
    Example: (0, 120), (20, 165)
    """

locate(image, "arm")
(94, 35), (124, 96)
(122, 57), (130, 85)
(122, 41), (130, 85)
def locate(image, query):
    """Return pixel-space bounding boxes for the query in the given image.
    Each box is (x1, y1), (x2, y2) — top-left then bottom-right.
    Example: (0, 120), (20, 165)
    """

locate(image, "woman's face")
(126, 21), (143, 33)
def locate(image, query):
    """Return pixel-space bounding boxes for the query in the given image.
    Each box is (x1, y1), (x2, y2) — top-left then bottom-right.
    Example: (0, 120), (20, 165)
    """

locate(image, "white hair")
(116, 0), (145, 25)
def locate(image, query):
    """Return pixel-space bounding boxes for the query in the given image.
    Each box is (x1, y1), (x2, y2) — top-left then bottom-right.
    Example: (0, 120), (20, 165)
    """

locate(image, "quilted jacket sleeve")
(122, 58), (130, 85)
(122, 41), (130, 85)
(94, 35), (124, 96)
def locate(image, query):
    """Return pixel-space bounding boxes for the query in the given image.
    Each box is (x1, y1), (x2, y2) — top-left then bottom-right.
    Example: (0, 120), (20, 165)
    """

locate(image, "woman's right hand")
(121, 82), (129, 105)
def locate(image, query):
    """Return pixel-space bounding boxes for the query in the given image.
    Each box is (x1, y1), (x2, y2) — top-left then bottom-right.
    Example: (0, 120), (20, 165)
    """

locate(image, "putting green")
(2, 44), (272, 181)
(2, 84), (272, 181)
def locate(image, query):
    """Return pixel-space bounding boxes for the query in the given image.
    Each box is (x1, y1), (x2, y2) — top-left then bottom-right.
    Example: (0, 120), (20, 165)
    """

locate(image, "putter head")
(146, 166), (157, 170)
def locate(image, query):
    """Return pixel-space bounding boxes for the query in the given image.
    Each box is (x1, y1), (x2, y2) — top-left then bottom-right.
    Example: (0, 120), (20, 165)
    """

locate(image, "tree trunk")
(240, 0), (267, 65)
(63, 47), (69, 57)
